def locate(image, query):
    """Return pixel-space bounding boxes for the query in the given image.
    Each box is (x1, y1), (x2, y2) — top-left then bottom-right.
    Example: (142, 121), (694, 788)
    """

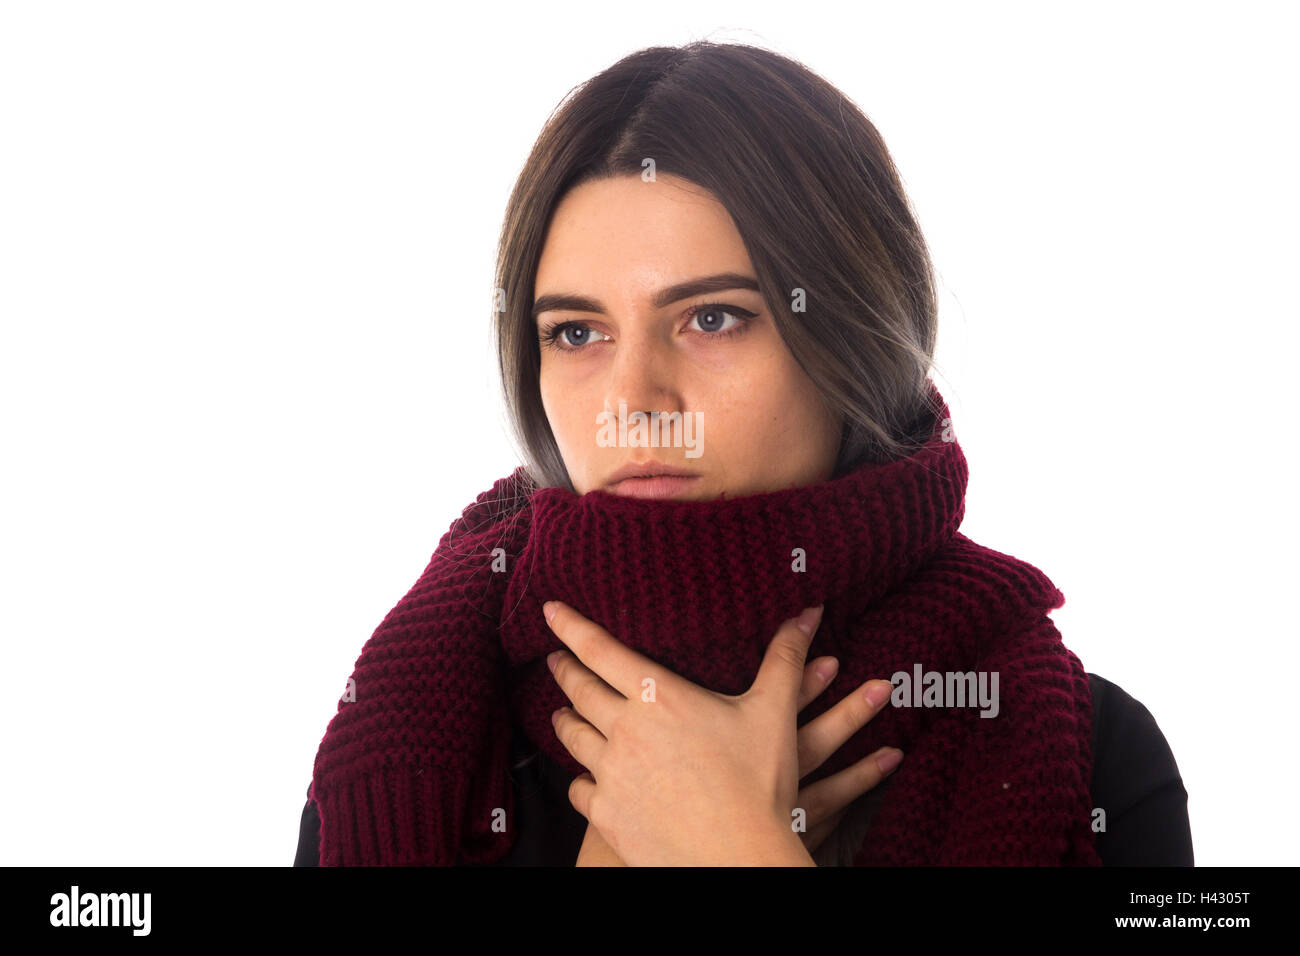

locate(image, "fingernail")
(547, 650), (560, 673)
(875, 749), (903, 774)
(795, 605), (823, 636)
(815, 658), (838, 683)
(863, 680), (891, 710)
(543, 601), (557, 624)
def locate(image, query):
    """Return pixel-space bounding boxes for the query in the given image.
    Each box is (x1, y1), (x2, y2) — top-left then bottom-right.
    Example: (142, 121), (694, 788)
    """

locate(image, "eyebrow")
(530, 272), (761, 320)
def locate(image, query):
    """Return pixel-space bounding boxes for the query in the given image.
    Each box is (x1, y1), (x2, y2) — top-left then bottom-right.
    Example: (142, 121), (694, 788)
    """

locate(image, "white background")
(2, 0), (1294, 866)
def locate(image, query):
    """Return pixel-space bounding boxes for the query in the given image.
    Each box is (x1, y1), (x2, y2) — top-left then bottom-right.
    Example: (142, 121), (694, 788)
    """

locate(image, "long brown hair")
(493, 40), (941, 491)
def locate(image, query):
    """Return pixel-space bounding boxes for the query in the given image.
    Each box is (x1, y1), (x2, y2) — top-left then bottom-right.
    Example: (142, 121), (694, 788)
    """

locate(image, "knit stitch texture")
(309, 381), (1101, 865)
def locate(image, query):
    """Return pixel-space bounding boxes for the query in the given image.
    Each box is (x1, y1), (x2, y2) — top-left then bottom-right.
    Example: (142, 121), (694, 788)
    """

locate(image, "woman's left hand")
(543, 599), (823, 867)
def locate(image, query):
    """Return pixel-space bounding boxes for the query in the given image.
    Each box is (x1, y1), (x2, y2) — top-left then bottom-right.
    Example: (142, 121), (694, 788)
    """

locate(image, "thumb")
(752, 605), (824, 709)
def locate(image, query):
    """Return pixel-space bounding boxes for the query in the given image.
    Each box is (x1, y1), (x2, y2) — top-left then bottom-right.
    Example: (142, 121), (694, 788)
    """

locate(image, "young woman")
(296, 40), (1192, 867)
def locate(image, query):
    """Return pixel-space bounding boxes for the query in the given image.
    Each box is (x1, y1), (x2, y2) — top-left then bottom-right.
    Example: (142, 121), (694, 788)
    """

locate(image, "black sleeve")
(1088, 672), (1194, 866)
(293, 783), (320, 867)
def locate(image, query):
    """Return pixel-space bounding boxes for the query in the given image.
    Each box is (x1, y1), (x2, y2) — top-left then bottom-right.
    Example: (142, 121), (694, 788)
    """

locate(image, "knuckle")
(852, 697), (876, 730)
(829, 697), (866, 741)
(775, 642), (806, 671)
(552, 652), (571, 681)
(606, 711), (629, 744)
(569, 675), (593, 712)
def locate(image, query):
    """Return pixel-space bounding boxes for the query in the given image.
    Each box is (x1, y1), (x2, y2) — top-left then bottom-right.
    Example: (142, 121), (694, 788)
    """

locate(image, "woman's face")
(533, 173), (842, 501)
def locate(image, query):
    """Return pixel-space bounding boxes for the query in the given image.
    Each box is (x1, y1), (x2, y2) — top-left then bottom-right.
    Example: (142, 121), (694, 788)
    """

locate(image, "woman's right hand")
(792, 657), (903, 855)
(575, 655), (901, 864)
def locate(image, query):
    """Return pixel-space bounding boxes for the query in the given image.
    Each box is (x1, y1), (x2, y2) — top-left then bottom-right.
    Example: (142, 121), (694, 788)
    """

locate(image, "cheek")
(543, 384), (594, 459)
(751, 362), (832, 445)
(731, 352), (812, 420)
(539, 362), (574, 415)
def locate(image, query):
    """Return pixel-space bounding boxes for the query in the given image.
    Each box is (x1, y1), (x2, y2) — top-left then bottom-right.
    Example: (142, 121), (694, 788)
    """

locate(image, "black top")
(293, 672), (1193, 866)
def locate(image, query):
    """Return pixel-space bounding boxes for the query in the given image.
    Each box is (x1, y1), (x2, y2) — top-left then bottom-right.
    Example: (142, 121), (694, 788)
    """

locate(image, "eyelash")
(538, 302), (758, 354)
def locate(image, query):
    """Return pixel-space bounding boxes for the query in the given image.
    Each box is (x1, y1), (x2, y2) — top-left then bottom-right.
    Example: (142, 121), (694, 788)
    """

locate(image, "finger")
(797, 746), (904, 829)
(751, 605), (823, 712)
(543, 600), (668, 700)
(551, 706), (606, 779)
(796, 678), (892, 777)
(800, 806), (848, 854)
(567, 771), (597, 822)
(548, 647), (624, 736)
(797, 656), (839, 713)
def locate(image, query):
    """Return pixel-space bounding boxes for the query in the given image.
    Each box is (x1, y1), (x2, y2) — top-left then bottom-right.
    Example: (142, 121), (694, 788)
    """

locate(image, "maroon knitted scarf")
(310, 382), (1101, 865)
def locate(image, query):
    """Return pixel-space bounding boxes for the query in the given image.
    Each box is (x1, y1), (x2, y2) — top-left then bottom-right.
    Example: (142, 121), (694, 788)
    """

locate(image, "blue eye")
(538, 322), (607, 351)
(690, 306), (742, 333)
(539, 301), (758, 355)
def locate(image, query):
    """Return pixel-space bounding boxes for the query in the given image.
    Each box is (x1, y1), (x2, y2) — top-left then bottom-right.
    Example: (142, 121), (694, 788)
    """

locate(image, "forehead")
(535, 174), (753, 297)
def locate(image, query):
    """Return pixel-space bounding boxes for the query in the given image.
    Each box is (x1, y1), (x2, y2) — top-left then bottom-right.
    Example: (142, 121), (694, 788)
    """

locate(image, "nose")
(601, 330), (685, 425)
